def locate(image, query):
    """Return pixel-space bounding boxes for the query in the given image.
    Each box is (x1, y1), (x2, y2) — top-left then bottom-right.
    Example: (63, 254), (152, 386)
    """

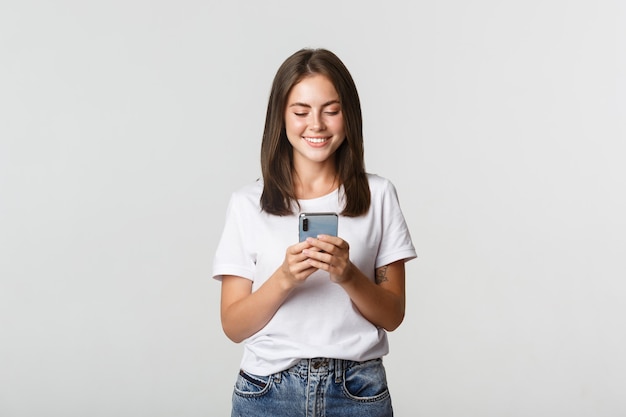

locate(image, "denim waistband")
(285, 358), (348, 383)
(286, 357), (382, 381)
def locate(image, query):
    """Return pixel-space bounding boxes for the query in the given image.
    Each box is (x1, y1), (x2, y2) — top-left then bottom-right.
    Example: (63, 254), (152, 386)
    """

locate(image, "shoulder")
(227, 179), (263, 211)
(364, 173), (405, 209)
(366, 173), (397, 195)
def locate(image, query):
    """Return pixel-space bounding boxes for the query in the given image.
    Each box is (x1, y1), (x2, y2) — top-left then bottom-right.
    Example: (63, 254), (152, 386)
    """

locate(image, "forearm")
(337, 265), (405, 331)
(221, 272), (293, 343)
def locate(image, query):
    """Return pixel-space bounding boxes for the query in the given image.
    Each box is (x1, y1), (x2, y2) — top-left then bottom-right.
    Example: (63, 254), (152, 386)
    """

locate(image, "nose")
(310, 112), (326, 131)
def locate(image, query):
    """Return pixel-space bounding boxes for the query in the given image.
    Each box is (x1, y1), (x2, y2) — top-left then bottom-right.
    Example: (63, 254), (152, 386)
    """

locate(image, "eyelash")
(294, 111), (340, 117)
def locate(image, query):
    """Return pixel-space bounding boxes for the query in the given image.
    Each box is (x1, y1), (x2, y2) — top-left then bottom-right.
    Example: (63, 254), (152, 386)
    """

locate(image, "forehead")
(287, 74), (339, 104)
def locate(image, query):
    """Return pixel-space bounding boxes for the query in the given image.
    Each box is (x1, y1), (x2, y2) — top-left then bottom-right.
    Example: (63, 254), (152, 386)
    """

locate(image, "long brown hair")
(260, 48), (370, 217)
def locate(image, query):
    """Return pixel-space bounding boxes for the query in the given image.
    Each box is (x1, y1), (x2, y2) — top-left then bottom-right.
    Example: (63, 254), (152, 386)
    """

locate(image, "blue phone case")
(299, 212), (338, 242)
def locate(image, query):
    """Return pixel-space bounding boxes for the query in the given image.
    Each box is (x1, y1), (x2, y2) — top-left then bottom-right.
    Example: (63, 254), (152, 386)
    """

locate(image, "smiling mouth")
(303, 137), (330, 144)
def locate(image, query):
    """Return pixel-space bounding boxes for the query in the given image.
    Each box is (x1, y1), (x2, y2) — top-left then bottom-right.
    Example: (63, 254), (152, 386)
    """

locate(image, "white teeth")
(304, 137), (328, 143)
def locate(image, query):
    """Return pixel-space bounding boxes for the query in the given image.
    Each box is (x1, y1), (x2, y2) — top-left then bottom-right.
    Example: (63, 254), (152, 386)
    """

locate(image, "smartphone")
(298, 212), (338, 242)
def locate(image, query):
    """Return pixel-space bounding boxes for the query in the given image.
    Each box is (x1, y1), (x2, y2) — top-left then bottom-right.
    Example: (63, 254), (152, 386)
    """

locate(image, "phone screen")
(299, 212), (338, 242)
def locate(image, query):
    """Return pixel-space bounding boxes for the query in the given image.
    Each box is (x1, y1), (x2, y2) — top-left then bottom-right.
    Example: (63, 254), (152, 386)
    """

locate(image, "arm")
(220, 240), (318, 343)
(342, 260), (406, 331)
(303, 235), (406, 331)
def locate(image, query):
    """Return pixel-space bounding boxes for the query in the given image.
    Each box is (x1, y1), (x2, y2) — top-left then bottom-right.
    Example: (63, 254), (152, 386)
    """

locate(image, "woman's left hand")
(302, 235), (354, 283)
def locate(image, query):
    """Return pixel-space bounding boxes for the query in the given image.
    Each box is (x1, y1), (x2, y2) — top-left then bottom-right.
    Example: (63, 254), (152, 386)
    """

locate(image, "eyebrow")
(288, 99), (341, 108)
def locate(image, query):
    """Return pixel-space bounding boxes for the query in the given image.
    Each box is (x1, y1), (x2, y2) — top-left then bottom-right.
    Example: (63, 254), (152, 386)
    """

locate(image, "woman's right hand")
(280, 240), (320, 288)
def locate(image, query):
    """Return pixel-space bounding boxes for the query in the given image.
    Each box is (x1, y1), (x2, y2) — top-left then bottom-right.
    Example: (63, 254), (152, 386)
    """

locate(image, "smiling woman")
(212, 48), (416, 417)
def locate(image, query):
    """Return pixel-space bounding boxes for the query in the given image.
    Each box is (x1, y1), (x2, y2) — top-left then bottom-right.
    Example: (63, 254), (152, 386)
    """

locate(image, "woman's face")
(284, 74), (346, 168)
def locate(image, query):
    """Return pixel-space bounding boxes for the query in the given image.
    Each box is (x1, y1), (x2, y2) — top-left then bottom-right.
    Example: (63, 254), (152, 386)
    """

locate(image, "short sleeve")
(212, 192), (257, 281)
(375, 180), (417, 268)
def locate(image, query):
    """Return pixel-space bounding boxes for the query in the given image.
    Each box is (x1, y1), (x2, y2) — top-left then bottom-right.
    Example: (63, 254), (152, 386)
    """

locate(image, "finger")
(303, 249), (332, 264)
(316, 235), (351, 253)
(289, 260), (318, 277)
(306, 257), (330, 271)
(317, 234), (346, 247)
(293, 266), (318, 278)
(305, 237), (336, 253)
(289, 240), (313, 254)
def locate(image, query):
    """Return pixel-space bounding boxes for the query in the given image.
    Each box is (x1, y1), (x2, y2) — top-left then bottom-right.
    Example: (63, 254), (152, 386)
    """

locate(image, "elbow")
(222, 326), (244, 343)
(383, 312), (405, 332)
(222, 328), (246, 344)
(383, 304), (405, 332)
(221, 317), (246, 343)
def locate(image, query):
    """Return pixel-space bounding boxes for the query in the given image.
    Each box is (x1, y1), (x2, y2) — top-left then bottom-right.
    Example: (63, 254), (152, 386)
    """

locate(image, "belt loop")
(273, 370), (282, 383)
(334, 359), (344, 383)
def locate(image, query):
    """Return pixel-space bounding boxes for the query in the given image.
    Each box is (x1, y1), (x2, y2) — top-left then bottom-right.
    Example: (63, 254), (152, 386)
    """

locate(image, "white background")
(1, 1), (625, 416)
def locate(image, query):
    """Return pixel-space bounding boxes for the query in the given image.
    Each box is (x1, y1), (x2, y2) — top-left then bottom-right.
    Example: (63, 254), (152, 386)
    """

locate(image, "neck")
(293, 161), (339, 200)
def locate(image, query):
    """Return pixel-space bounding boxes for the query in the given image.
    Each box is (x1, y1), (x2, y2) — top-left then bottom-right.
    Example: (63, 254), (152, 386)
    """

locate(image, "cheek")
(285, 118), (306, 134)
(331, 119), (346, 135)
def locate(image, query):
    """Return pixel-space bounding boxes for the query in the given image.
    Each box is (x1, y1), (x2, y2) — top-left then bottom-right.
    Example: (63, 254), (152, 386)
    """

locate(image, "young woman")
(213, 48), (416, 417)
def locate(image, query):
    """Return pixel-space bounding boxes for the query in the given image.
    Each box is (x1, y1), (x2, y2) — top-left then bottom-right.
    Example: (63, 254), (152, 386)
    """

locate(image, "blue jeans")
(231, 358), (393, 417)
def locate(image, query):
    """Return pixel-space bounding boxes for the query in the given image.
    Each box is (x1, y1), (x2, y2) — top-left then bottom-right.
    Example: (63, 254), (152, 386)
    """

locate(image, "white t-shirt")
(213, 174), (417, 375)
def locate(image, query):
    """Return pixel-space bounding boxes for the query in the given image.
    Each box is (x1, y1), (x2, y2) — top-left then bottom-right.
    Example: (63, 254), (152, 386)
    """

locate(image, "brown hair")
(260, 48), (370, 217)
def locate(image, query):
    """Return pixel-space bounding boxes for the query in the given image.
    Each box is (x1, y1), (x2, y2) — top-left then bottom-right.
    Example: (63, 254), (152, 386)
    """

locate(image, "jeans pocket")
(234, 369), (272, 398)
(342, 359), (390, 402)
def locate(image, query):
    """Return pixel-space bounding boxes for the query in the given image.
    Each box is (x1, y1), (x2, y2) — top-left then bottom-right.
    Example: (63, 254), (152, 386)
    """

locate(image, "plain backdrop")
(1, 1), (625, 416)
